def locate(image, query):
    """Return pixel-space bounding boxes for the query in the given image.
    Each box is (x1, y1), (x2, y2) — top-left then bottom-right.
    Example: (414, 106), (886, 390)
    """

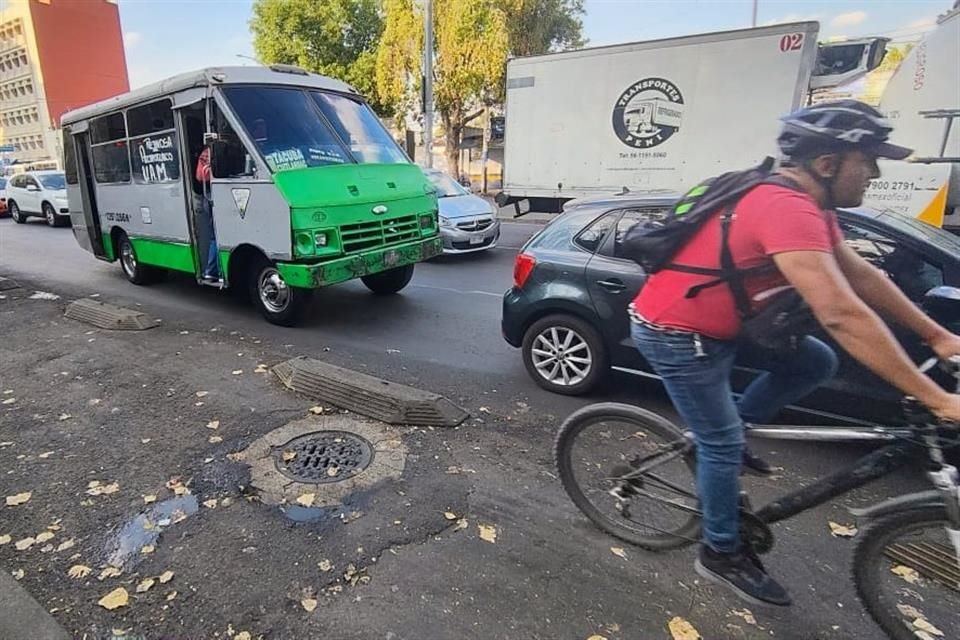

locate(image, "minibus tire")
(361, 264), (415, 295)
(117, 232), (156, 285)
(249, 260), (312, 327)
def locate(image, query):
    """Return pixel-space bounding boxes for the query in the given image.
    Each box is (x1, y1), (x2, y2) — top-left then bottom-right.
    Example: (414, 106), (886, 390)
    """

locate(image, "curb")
(0, 571), (71, 640)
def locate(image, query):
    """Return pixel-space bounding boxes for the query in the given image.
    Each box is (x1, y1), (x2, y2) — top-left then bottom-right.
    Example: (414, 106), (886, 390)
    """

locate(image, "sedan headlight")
(439, 216), (452, 228)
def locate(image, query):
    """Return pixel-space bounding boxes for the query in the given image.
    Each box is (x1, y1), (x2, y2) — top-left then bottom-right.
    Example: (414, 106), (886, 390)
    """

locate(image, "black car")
(502, 196), (960, 424)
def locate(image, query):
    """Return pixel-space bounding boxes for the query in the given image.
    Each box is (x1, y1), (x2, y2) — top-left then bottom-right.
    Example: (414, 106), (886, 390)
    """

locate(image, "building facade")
(0, 0), (128, 170)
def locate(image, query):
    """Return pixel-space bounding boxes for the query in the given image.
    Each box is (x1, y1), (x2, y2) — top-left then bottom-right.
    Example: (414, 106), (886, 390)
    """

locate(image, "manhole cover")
(275, 431), (373, 483)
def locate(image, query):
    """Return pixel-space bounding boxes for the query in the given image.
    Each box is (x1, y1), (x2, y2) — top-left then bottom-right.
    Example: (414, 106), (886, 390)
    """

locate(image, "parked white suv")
(7, 170), (69, 227)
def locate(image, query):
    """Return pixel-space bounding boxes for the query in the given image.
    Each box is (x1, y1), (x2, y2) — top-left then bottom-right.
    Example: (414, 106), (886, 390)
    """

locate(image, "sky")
(116, 0), (952, 89)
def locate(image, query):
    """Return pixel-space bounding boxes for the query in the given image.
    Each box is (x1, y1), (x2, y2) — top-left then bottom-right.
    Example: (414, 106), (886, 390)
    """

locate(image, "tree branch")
(458, 109), (485, 129)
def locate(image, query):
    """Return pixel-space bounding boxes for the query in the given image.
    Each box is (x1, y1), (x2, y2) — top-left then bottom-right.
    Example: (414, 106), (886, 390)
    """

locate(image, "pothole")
(103, 495), (198, 571)
(276, 431), (373, 483)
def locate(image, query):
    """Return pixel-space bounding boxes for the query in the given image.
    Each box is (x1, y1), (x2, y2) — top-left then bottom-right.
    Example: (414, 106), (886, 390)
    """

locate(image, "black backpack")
(621, 156), (801, 318)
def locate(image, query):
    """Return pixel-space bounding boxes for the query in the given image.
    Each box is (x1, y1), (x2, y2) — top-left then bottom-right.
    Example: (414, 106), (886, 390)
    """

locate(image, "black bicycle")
(554, 358), (960, 640)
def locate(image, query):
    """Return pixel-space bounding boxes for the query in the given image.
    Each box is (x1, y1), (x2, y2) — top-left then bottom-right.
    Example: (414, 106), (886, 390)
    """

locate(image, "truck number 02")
(779, 33), (804, 52)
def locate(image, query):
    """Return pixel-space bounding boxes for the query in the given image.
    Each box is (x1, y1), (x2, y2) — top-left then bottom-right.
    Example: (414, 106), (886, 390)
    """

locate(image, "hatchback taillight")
(513, 253), (536, 289)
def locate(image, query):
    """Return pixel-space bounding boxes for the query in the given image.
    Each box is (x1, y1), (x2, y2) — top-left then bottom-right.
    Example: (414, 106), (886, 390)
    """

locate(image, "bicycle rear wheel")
(554, 402), (700, 550)
(853, 507), (960, 640)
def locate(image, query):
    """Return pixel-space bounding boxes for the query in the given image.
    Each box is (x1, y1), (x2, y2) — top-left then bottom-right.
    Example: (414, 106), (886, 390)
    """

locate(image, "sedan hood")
(438, 194), (493, 219)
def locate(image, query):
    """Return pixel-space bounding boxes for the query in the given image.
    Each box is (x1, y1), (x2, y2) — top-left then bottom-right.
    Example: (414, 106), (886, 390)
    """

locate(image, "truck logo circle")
(612, 77), (685, 149)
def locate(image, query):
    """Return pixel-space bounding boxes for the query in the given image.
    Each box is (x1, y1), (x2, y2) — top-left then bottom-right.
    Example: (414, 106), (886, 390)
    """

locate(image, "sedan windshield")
(427, 171), (468, 198)
(38, 173), (66, 190)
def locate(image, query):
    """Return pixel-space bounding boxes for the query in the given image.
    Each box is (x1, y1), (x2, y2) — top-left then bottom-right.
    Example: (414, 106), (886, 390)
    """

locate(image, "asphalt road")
(0, 215), (928, 639)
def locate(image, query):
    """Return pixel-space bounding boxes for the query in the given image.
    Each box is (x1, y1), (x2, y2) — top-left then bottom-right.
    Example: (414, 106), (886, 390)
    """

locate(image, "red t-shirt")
(632, 184), (843, 340)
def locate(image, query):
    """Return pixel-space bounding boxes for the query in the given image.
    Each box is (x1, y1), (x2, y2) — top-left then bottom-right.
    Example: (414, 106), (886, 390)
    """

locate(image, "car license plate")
(383, 249), (400, 267)
(469, 235), (485, 245)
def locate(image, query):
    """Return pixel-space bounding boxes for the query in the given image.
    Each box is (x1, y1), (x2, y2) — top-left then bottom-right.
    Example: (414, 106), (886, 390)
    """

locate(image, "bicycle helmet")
(778, 100), (912, 161)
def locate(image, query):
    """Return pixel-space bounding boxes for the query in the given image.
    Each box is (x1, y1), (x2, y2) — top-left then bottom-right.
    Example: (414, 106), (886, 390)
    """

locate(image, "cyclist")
(629, 100), (960, 606)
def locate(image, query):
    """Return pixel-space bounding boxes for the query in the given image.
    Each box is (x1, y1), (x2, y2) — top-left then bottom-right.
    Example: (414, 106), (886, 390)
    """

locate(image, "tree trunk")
(441, 111), (462, 180)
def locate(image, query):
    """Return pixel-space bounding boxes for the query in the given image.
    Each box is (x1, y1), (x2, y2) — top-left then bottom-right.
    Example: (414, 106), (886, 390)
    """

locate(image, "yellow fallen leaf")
(15, 537), (35, 551)
(203, 499), (218, 509)
(98, 567), (122, 580)
(232, 370), (243, 375)
(0, 534), (9, 545)
(913, 618), (944, 637)
(444, 512), (457, 520)
(301, 597), (318, 612)
(206, 420), (220, 430)
(172, 509), (188, 524)
(209, 435), (223, 444)
(143, 495), (157, 504)
(47, 522), (62, 531)
(173, 485), (189, 496)
(195, 391), (208, 397)
(828, 521), (858, 538)
(731, 608), (756, 625)
(102, 482), (119, 495)
(318, 559), (332, 572)
(455, 519), (468, 531)
(587, 636), (608, 640)
(282, 451), (297, 462)
(309, 406), (324, 415)
(610, 547), (627, 559)
(98, 587), (129, 610)
(88, 480), (102, 489)
(58, 413), (72, 421)
(12, 569), (23, 579)
(38, 451), (54, 459)
(141, 544), (155, 555)
(896, 603), (923, 619)
(56, 539), (75, 552)
(667, 616), (702, 640)
(1, 397), (15, 404)
(236, 633), (251, 640)
(135, 578), (155, 593)
(254, 364), (269, 373)
(326, 466), (339, 477)
(166, 590), (177, 601)
(158, 570), (174, 584)
(36, 531), (55, 543)
(478, 524), (497, 543)
(891, 564), (922, 584)
(68, 565), (92, 579)
(296, 493), (315, 507)
(141, 438), (151, 444)
(5, 492), (31, 506)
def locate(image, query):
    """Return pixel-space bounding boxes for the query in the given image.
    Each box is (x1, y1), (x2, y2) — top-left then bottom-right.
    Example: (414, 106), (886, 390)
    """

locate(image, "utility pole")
(751, 0), (758, 27)
(423, 0), (434, 168)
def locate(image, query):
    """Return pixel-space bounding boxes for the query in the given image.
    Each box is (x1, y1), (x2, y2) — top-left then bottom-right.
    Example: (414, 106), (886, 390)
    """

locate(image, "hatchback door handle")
(596, 279), (626, 293)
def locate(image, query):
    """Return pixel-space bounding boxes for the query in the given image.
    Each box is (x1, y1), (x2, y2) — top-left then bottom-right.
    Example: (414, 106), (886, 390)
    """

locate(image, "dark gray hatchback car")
(501, 195), (960, 425)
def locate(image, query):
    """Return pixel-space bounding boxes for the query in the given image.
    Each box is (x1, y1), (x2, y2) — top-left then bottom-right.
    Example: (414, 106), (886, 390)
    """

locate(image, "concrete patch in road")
(273, 356), (469, 426)
(64, 298), (158, 330)
(235, 414), (406, 508)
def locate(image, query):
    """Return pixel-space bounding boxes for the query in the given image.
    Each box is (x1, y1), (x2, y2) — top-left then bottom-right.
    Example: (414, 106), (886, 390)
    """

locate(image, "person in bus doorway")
(196, 143), (219, 282)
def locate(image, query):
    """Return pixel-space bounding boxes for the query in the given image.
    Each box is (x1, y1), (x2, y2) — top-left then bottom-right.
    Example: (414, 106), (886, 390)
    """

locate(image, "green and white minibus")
(61, 65), (440, 326)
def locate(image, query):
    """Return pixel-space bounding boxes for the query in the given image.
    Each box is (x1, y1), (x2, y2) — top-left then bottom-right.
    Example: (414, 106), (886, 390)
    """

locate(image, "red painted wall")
(29, 0), (129, 127)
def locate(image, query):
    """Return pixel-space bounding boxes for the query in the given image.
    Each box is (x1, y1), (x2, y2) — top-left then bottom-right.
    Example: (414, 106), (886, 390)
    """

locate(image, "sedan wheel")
(522, 314), (608, 395)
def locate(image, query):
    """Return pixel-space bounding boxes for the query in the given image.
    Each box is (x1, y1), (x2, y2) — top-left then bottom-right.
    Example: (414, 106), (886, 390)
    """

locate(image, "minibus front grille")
(341, 215), (420, 253)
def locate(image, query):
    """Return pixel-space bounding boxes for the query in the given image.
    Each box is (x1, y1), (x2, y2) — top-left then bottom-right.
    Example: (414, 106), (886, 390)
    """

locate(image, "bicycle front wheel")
(554, 402), (699, 550)
(853, 507), (960, 640)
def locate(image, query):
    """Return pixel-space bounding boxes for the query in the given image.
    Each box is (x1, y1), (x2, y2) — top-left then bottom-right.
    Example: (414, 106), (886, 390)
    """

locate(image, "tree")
(376, 0), (509, 178)
(501, 0), (585, 58)
(250, 0), (394, 116)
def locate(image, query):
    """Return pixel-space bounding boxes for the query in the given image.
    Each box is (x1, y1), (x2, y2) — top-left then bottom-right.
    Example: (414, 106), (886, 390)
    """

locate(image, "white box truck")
(498, 22), (889, 212)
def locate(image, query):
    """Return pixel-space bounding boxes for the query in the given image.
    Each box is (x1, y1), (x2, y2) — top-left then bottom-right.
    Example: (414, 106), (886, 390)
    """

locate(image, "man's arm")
(833, 244), (956, 352)
(773, 250), (960, 419)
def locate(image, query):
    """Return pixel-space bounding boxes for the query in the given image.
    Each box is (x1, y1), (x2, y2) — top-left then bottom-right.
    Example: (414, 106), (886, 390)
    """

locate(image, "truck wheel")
(249, 260), (312, 327)
(361, 264), (414, 295)
(118, 232), (157, 285)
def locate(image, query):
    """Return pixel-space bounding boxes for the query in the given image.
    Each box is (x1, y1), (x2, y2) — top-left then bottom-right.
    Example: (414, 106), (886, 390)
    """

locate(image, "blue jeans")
(201, 195), (219, 278)
(631, 322), (838, 552)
